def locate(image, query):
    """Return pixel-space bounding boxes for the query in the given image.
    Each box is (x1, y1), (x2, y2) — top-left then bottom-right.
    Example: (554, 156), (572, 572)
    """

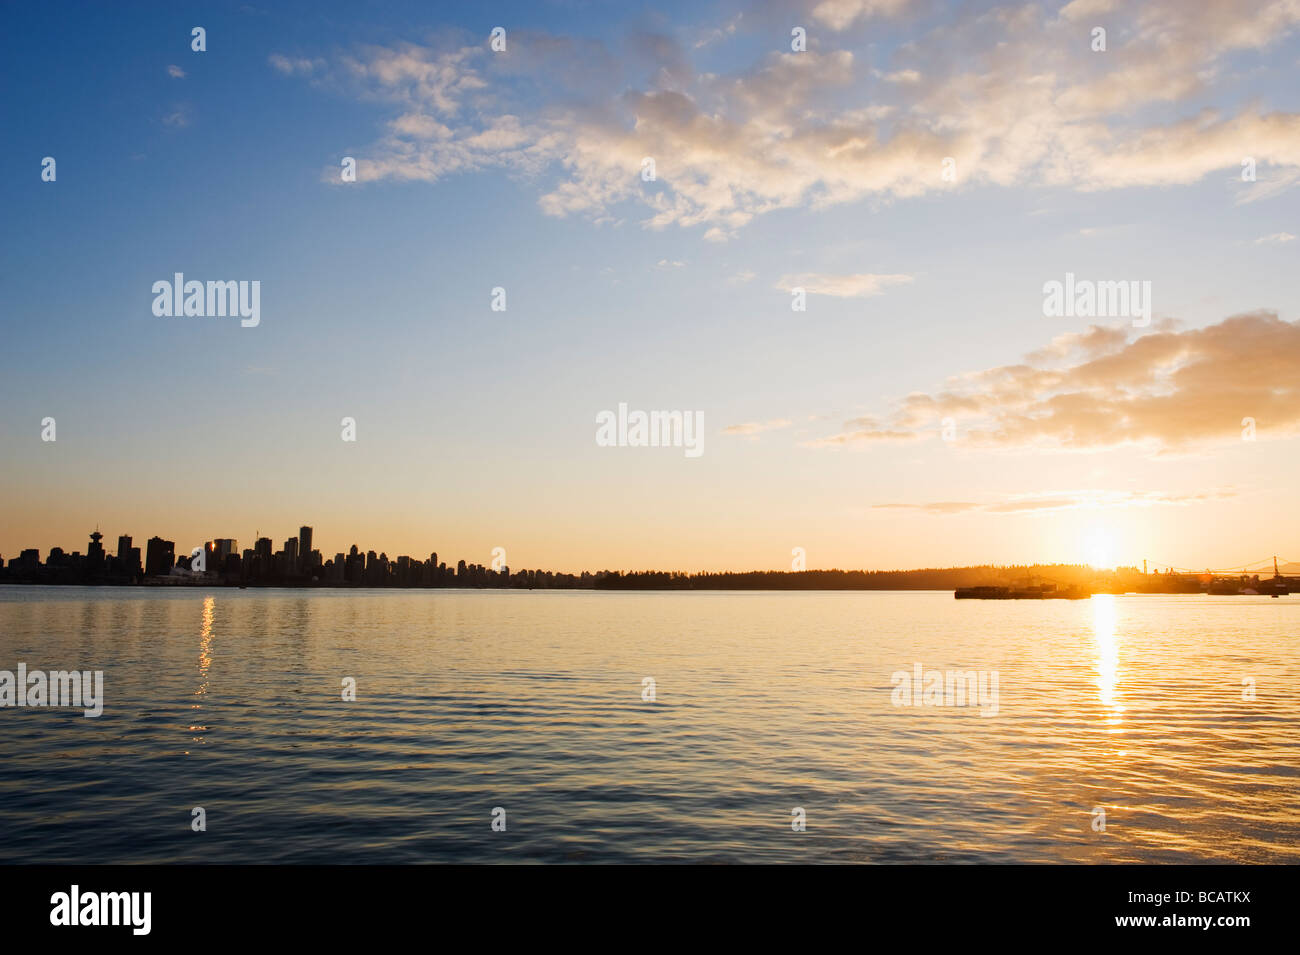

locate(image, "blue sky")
(3, 0), (1300, 572)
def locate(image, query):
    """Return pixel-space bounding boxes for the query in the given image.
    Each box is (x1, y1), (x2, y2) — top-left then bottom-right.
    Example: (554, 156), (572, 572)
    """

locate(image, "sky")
(2, 0), (1299, 574)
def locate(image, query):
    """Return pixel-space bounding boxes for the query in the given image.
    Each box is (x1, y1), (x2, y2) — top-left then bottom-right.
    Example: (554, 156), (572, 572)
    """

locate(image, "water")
(0, 586), (1296, 863)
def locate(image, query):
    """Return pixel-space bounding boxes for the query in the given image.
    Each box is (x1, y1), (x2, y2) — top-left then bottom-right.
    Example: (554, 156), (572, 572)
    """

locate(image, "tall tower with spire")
(87, 527), (106, 570)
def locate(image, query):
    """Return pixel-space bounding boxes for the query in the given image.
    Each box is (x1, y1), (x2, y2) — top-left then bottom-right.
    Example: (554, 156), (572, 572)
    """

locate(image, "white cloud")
(269, 53), (323, 76)
(774, 272), (914, 297)
(162, 105), (191, 128)
(278, 2), (1300, 236)
(1234, 165), (1300, 204)
(1059, 0), (1122, 22)
(812, 0), (916, 31)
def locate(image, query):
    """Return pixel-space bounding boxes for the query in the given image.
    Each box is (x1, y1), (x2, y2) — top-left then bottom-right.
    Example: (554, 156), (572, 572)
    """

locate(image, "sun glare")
(1085, 527), (1115, 569)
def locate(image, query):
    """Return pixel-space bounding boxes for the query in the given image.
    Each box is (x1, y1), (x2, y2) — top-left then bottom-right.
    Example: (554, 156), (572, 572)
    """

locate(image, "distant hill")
(595, 564), (1115, 591)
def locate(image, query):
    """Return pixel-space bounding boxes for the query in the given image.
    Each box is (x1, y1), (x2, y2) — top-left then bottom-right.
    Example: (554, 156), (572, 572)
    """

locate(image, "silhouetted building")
(116, 535), (142, 578)
(10, 549), (40, 572)
(345, 545), (363, 584)
(86, 529), (106, 572)
(145, 537), (175, 576)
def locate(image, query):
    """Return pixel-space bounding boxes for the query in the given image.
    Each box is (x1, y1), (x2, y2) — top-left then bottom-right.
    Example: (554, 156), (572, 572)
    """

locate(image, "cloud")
(878, 68), (922, 84)
(1235, 165), (1300, 204)
(1024, 324), (1131, 363)
(167, 64), (186, 79)
(275, 1), (1300, 236)
(339, 44), (488, 114)
(388, 113), (453, 139)
(161, 105), (191, 127)
(694, 13), (743, 49)
(1254, 231), (1296, 244)
(801, 424), (921, 447)
(775, 272), (914, 297)
(269, 53), (324, 76)
(1059, 0), (1121, 21)
(809, 311), (1300, 453)
(812, 0), (916, 31)
(723, 418), (793, 437)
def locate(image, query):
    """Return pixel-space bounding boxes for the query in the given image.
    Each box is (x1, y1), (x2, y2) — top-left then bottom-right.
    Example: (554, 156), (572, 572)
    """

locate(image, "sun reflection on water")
(1092, 594), (1123, 726)
(189, 595), (215, 747)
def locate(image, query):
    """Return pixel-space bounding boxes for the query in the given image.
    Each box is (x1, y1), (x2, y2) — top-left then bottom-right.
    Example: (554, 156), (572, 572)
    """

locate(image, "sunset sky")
(2, 0), (1299, 573)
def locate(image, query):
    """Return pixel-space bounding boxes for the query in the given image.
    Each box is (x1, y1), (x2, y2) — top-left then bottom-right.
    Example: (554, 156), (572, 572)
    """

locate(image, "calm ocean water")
(0, 586), (1296, 864)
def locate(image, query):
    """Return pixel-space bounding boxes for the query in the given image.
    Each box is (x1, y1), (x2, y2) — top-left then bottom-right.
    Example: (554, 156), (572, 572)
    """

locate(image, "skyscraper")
(145, 537), (175, 576)
(117, 535), (142, 578)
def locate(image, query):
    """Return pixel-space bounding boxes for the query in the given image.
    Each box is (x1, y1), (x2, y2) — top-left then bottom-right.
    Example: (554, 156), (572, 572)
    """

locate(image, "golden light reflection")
(189, 595), (215, 746)
(1091, 594), (1123, 725)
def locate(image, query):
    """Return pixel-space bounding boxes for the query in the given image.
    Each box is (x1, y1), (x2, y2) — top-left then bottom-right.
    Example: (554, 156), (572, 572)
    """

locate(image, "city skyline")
(6, 522), (1299, 583)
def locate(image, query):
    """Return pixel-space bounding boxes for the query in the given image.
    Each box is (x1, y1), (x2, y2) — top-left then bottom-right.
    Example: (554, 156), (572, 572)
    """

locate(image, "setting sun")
(1085, 527), (1116, 569)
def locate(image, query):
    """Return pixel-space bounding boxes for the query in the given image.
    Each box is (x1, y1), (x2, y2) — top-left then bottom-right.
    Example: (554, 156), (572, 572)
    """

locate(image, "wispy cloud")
(268, 53), (325, 76)
(161, 104), (192, 127)
(723, 418), (793, 437)
(1254, 231), (1296, 244)
(774, 272), (913, 298)
(812, 0), (917, 31)
(801, 428), (921, 448)
(1024, 324), (1132, 364)
(166, 64), (186, 79)
(1234, 165), (1300, 204)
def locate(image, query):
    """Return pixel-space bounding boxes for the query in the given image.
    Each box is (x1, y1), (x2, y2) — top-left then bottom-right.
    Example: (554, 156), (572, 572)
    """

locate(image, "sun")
(1085, 527), (1115, 569)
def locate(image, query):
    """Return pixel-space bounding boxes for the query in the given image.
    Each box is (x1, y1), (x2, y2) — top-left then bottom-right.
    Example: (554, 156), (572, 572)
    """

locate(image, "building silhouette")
(145, 537), (175, 577)
(86, 529), (106, 573)
(116, 535), (142, 579)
